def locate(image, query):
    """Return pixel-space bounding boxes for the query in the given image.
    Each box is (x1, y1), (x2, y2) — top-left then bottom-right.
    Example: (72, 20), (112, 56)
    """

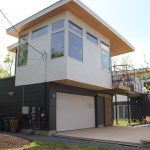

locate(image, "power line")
(0, 9), (44, 56)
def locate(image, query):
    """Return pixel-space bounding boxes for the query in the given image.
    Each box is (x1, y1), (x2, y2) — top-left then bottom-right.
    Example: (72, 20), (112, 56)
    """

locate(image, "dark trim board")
(95, 96), (104, 127)
(0, 77), (113, 131)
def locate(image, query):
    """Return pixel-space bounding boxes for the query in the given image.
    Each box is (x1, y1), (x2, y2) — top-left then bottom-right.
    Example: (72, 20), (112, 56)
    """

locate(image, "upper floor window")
(68, 21), (83, 61)
(52, 19), (64, 32)
(86, 32), (98, 45)
(69, 21), (82, 36)
(19, 34), (29, 43)
(51, 19), (65, 59)
(101, 42), (110, 72)
(18, 43), (28, 67)
(31, 26), (48, 39)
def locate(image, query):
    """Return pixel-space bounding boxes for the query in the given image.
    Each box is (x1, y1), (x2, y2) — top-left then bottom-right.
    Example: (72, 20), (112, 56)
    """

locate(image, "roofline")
(6, 0), (134, 52)
(6, 0), (71, 34)
(73, 0), (134, 50)
(7, 42), (18, 53)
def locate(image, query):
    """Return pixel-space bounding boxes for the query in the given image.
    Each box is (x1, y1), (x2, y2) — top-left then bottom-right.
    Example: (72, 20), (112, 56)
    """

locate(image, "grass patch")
(8, 141), (112, 150)
(114, 120), (128, 126)
(114, 120), (140, 126)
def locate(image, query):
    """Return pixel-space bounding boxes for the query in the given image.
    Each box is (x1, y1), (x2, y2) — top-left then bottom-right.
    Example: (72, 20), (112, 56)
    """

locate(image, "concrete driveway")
(55, 126), (150, 145)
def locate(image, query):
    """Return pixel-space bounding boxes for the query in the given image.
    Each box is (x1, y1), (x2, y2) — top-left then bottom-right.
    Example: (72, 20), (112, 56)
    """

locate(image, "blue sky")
(0, 0), (150, 68)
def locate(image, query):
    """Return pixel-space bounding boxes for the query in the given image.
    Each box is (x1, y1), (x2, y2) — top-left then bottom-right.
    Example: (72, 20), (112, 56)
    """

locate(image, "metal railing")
(112, 64), (143, 93)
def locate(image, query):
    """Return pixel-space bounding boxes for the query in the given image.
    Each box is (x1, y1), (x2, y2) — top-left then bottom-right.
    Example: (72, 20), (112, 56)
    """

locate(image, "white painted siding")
(15, 12), (67, 86)
(66, 12), (112, 89)
(15, 11), (112, 89)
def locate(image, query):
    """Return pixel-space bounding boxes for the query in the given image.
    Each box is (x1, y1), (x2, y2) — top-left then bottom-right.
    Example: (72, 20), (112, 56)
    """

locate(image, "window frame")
(17, 42), (28, 67)
(86, 32), (98, 45)
(19, 34), (29, 43)
(101, 41), (110, 72)
(31, 26), (48, 39)
(51, 19), (64, 33)
(68, 21), (83, 36)
(51, 19), (65, 59)
(68, 20), (83, 62)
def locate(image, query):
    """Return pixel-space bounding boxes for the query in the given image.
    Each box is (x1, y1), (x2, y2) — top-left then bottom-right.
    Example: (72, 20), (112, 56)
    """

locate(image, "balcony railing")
(112, 64), (143, 93)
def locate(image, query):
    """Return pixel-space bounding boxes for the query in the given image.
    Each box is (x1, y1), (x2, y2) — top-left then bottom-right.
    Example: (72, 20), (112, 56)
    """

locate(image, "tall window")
(18, 43), (28, 67)
(68, 21), (83, 61)
(51, 19), (64, 59)
(101, 42), (110, 72)
(31, 26), (48, 39)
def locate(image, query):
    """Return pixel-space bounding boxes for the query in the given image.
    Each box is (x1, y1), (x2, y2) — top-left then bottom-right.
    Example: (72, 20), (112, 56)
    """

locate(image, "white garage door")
(56, 92), (95, 132)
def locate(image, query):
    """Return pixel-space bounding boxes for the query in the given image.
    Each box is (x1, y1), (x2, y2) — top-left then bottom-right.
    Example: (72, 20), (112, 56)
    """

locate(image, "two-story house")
(0, 0), (134, 134)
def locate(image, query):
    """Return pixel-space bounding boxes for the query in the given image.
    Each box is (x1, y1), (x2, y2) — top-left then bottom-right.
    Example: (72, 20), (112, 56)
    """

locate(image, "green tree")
(4, 52), (15, 76)
(0, 65), (10, 78)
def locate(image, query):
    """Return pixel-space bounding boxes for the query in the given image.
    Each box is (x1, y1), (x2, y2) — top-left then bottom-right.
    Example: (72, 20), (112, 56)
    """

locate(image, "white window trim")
(51, 19), (65, 59)
(68, 20), (83, 62)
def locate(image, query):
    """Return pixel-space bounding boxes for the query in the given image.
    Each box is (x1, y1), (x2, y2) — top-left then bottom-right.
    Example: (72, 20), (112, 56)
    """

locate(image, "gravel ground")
(0, 133), (30, 149)
(0, 131), (150, 150)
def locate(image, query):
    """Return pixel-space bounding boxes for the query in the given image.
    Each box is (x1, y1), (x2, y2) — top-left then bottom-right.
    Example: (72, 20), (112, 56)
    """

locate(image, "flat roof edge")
(6, 0), (134, 51)
(73, 0), (134, 51)
(6, 0), (71, 34)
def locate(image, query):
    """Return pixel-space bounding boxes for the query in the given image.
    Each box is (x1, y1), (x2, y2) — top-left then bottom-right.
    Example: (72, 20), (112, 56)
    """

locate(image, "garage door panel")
(56, 92), (95, 131)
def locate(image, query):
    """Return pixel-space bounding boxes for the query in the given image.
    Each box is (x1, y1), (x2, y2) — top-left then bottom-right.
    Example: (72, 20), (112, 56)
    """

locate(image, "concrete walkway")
(0, 130), (150, 150)
(55, 126), (150, 145)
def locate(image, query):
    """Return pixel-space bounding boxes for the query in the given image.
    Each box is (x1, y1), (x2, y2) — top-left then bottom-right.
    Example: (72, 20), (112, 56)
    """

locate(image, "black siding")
(0, 77), (22, 116)
(95, 96), (104, 126)
(0, 77), (49, 130)
(0, 78), (112, 131)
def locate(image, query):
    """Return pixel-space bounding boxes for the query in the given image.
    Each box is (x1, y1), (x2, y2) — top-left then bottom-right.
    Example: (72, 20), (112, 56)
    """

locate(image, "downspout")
(115, 94), (118, 124)
(127, 93), (130, 125)
(43, 52), (47, 111)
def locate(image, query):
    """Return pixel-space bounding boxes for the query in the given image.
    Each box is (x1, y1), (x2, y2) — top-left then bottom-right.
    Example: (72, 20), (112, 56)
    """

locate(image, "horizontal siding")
(0, 76), (15, 88)
(15, 12), (67, 86)
(67, 57), (112, 89)
(46, 58), (67, 82)
(67, 12), (112, 89)
(15, 11), (112, 89)
(0, 77), (22, 116)
(0, 78), (49, 130)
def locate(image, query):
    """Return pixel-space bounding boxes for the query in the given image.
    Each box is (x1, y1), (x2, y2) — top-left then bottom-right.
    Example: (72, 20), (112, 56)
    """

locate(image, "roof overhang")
(6, 0), (134, 56)
(7, 42), (18, 53)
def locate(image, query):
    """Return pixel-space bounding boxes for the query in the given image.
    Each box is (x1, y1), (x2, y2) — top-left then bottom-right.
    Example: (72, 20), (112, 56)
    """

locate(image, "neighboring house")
(113, 68), (150, 121)
(0, 0), (134, 134)
(113, 95), (130, 120)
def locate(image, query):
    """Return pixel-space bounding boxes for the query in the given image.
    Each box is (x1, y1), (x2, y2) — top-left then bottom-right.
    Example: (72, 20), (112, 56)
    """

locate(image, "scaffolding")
(112, 64), (144, 125)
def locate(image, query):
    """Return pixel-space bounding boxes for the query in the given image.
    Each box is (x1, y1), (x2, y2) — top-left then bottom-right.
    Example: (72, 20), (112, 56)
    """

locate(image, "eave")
(7, 43), (18, 53)
(6, 0), (134, 56)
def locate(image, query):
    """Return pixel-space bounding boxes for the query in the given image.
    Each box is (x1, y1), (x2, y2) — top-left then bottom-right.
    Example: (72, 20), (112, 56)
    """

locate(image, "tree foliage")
(4, 52), (15, 76)
(0, 52), (15, 79)
(0, 65), (10, 78)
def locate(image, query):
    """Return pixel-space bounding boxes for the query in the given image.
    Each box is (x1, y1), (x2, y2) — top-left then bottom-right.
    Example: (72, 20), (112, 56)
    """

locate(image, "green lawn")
(114, 120), (140, 126)
(9, 141), (112, 150)
(114, 120), (129, 126)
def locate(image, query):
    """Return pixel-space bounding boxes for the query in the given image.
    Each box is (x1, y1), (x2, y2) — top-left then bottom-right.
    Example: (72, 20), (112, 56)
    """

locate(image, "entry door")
(104, 97), (113, 126)
(56, 92), (95, 132)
